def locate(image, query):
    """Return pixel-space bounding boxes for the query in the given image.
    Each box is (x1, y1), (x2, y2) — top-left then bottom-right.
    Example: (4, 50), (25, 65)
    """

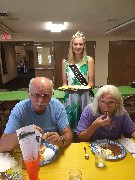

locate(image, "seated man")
(0, 77), (73, 152)
(76, 85), (135, 142)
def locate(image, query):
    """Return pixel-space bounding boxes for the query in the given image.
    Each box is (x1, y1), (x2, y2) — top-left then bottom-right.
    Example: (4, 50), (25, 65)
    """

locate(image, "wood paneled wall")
(108, 40), (135, 86)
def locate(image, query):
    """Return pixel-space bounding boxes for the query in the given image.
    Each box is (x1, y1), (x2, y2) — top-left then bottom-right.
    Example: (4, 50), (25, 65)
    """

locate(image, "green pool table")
(0, 86), (134, 102)
(117, 86), (135, 98)
(0, 90), (65, 102)
(93, 86), (135, 99)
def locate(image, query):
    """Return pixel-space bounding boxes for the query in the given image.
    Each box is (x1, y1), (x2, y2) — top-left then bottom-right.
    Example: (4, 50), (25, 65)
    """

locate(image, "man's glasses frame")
(30, 92), (52, 99)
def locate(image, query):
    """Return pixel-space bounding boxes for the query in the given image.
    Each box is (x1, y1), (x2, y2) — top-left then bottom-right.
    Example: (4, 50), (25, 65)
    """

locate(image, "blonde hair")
(92, 85), (124, 116)
(68, 31), (87, 65)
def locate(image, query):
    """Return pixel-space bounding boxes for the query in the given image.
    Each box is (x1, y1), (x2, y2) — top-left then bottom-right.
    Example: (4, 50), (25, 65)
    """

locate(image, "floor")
(0, 69), (35, 91)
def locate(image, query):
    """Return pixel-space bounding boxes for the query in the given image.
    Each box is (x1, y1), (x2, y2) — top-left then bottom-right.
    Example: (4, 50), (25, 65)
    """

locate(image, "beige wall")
(1, 34), (135, 85)
(94, 38), (109, 86)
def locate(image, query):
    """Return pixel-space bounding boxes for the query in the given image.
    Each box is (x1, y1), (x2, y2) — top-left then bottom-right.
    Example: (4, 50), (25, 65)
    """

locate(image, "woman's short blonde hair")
(92, 85), (124, 116)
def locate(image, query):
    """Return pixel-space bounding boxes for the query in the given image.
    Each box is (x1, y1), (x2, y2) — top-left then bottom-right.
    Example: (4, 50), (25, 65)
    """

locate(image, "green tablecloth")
(0, 91), (28, 101)
(0, 87), (134, 101)
(93, 86), (135, 98)
(117, 86), (135, 98)
(0, 90), (65, 101)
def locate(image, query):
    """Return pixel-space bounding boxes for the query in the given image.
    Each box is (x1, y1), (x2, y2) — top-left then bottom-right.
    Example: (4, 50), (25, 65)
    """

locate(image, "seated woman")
(76, 85), (135, 142)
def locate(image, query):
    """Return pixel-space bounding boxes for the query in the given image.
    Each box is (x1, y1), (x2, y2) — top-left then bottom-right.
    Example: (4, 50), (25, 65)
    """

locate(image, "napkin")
(118, 138), (135, 158)
(0, 153), (17, 172)
(16, 124), (39, 161)
(42, 147), (55, 161)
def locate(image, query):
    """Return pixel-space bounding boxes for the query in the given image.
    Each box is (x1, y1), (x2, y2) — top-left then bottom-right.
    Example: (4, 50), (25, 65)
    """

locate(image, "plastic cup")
(95, 153), (106, 168)
(24, 154), (41, 180)
(69, 169), (82, 180)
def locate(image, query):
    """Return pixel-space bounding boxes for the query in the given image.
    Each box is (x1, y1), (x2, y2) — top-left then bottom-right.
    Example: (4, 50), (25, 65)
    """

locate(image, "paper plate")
(91, 139), (126, 160)
(39, 140), (59, 166)
(58, 85), (92, 91)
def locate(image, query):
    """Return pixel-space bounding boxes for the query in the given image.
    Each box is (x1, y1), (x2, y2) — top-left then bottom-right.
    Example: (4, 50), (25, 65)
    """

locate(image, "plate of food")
(58, 86), (69, 90)
(91, 139), (126, 160)
(58, 85), (92, 91)
(39, 140), (59, 165)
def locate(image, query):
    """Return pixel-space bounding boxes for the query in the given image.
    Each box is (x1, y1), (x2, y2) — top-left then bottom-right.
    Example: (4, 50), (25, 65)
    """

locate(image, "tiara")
(71, 31), (85, 40)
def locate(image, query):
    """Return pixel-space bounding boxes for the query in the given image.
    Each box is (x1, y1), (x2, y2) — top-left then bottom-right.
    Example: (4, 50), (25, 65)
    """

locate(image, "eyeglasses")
(30, 92), (51, 99)
(99, 99), (117, 106)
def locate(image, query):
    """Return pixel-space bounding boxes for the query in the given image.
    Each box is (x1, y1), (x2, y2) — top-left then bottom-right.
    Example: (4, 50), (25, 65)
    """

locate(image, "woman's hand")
(93, 114), (111, 128)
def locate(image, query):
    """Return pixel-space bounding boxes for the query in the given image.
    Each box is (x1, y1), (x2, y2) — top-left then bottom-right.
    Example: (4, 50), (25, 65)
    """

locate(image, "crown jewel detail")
(72, 31), (85, 40)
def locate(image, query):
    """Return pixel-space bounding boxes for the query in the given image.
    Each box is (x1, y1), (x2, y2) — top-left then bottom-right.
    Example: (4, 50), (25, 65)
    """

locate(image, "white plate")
(91, 139), (126, 160)
(39, 140), (58, 166)
(58, 86), (91, 91)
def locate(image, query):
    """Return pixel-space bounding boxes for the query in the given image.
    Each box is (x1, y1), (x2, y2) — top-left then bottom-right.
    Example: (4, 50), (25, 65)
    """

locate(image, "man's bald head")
(29, 77), (53, 95)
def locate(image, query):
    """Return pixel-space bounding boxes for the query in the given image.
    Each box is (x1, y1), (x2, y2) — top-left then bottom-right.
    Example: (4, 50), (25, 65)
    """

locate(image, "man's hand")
(45, 132), (62, 147)
(34, 125), (44, 135)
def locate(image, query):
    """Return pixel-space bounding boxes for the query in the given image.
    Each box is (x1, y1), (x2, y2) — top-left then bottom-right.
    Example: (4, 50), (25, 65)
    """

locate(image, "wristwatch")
(61, 136), (65, 147)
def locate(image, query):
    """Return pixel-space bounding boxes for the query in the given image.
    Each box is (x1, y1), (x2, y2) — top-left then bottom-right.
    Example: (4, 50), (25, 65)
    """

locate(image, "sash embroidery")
(69, 64), (94, 97)
(69, 65), (88, 86)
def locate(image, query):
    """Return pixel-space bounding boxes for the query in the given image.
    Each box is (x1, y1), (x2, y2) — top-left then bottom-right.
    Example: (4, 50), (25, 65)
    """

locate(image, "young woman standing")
(62, 31), (95, 131)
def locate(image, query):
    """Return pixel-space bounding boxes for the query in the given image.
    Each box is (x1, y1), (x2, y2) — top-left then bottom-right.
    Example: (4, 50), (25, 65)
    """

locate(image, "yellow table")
(22, 142), (135, 180)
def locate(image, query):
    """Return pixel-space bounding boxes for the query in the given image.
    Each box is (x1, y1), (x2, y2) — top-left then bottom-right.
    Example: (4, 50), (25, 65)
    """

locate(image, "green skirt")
(64, 91), (93, 131)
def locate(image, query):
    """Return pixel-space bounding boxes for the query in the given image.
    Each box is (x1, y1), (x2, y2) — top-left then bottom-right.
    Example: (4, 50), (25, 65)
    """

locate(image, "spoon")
(84, 147), (89, 160)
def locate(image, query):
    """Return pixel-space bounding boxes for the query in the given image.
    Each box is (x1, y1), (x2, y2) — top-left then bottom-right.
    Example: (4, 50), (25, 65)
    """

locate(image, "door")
(108, 41), (135, 86)
(35, 42), (55, 83)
